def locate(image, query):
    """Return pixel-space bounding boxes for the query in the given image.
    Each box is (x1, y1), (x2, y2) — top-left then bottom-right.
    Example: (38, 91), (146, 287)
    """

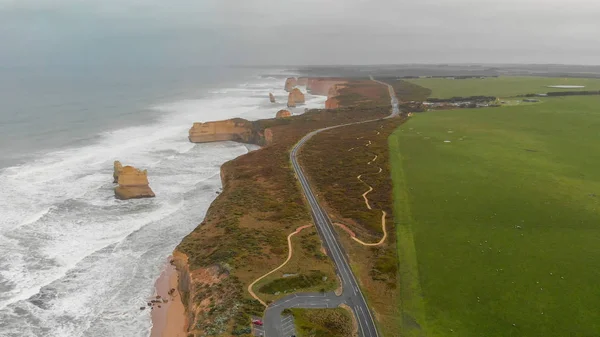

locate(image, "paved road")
(263, 78), (400, 337)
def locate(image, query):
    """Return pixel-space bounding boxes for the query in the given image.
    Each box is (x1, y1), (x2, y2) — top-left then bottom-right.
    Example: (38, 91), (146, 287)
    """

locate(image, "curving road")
(262, 78), (399, 337)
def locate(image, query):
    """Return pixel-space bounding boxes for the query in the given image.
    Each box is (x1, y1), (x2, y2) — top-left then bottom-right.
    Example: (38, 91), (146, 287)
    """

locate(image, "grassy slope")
(176, 80), (390, 336)
(291, 308), (354, 337)
(406, 76), (600, 98)
(299, 117), (407, 337)
(390, 96), (600, 336)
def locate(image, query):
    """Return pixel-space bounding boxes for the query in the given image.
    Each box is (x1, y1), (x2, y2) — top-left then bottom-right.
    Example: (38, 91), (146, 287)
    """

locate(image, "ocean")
(0, 65), (325, 337)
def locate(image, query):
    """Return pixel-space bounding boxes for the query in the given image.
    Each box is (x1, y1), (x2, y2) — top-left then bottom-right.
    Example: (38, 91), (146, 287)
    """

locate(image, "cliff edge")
(188, 118), (266, 145)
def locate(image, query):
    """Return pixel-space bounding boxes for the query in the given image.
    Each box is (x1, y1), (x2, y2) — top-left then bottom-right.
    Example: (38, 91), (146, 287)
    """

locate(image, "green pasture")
(406, 76), (600, 98)
(390, 96), (600, 336)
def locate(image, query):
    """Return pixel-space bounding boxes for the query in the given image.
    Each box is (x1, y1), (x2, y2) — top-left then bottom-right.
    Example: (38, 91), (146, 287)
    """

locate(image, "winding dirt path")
(335, 132), (388, 247)
(247, 225), (312, 307)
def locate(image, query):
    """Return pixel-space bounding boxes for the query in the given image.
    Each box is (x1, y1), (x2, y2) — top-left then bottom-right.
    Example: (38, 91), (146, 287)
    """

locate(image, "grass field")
(390, 96), (600, 336)
(290, 308), (354, 337)
(406, 76), (600, 98)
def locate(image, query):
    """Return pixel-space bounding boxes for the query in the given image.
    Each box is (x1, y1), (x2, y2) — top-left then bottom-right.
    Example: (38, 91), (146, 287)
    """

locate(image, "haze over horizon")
(1, 0), (600, 67)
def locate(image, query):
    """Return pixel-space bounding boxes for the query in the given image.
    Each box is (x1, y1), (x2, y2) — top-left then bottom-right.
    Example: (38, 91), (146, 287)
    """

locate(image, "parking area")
(251, 316), (265, 337)
(280, 314), (297, 337)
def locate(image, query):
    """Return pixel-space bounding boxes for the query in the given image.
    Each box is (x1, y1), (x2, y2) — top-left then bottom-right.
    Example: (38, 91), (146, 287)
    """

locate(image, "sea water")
(0, 65), (325, 337)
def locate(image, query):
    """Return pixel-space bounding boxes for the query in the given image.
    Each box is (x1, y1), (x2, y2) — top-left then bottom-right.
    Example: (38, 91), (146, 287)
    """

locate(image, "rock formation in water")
(113, 161), (123, 183)
(188, 118), (265, 145)
(269, 93), (276, 103)
(276, 109), (291, 118)
(284, 77), (297, 92)
(113, 162), (156, 200)
(287, 88), (305, 108)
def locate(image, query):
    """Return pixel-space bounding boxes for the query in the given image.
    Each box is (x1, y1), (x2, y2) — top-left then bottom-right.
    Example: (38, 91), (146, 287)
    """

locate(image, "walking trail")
(248, 225), (312, 306)
(333, 132), (388, 246)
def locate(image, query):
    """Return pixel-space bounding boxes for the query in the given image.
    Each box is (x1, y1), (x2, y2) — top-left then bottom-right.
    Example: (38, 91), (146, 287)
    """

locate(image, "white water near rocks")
(0, 72), (325, 337)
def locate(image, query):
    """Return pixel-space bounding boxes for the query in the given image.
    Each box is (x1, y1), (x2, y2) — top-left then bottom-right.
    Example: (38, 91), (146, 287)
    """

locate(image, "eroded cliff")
(307, 78), (347, 96)
(188, 118), (266, 145)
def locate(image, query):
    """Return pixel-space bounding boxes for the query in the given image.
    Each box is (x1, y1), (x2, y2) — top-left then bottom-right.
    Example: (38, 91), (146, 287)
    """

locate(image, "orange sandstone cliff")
(113, 162), (155, 200)
(307, 78), (347, 96)
(275, 109), (292, 118)
(284, 77), (297, 92)
(325, 83), (347, 109)
(296, 77), (308, 86)
(188, 118), (266, 145)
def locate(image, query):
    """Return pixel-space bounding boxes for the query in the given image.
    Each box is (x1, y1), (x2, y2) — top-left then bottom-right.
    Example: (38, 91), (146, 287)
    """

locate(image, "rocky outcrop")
(284, 77), (297, 92)
(287, 88), (305, 108)
(325, 83), (346, 109)
(307, 79), (347, 96)
(287, 95), (296, 108)
(264, 128), (274, 145)
(297, 77), (308, 86)
(276, 110), (291, 118)
(113, 161), (123, 183)
(269, 93), (276, 103)
(113, 163), (155, 200)
(325, 98), (340, 109)
(189, 118), (266, 145)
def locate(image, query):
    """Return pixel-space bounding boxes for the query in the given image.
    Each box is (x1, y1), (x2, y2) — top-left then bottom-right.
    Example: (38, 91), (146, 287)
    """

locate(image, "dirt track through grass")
(248, 225), (313, 306)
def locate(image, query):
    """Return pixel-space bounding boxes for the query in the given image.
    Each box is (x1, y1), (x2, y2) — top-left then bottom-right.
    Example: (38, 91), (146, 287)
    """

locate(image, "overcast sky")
(1, 0), (599, 66)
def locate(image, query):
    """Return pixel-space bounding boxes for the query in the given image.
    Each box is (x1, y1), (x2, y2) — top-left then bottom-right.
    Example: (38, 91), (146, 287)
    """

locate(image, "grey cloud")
(1, 0), (599, 66)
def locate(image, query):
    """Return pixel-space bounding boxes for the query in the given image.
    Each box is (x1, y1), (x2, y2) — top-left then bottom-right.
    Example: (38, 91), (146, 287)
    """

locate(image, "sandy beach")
(150, 259), (187, 337)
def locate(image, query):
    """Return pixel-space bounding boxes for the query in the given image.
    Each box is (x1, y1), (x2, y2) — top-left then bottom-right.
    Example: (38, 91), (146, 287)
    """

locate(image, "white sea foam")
(0, 74), (323, 337)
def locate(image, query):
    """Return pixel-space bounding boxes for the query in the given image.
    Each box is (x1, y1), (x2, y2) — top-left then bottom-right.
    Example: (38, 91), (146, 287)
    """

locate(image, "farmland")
(405, 76), (600, 98)
(390, 95), (600, 336)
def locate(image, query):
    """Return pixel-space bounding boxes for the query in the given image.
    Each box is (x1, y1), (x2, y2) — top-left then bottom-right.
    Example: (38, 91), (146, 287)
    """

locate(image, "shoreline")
(150, 258), (187, 337)
(148, 76), (334, 336)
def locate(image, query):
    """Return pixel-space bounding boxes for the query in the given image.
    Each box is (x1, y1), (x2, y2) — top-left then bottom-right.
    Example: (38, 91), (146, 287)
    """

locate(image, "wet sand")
(150, 259), (187, 337)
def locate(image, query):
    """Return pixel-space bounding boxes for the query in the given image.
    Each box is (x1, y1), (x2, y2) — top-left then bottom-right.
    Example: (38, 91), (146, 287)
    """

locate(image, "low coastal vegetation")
(390, 95), (600, 336)
(175, 79), (390, 336)
(298, 117), (407, 337)
(290, 308), (355, 337)
(405, 76), (600, 98)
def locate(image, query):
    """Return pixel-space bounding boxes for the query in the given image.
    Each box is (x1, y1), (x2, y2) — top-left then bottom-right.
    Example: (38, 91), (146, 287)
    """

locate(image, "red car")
(252, 319), (263, 326)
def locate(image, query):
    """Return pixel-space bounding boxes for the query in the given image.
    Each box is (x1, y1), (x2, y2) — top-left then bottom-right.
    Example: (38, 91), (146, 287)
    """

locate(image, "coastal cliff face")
(296, 77), (308, 86)
(325, 83), (346, 109)
(269, 93), (276, 103)
(276, 109), (291, 118)
(287, 88), (305, 108)
(113, 163), (155, 200)
(188, 118), (265, 145)
(307, 79), (347, 96)
(284, 77), (297, 92)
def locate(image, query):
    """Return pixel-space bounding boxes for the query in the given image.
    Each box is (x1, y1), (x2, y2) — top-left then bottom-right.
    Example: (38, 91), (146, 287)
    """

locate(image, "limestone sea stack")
(188, 118), (263, 144)
(276, 110), (292, 118)
(113, 161), (155, 200)
(287, 88), (305, 108)
(269, 93), (276, 103)
(113, 161), (123, 183)
(287, 95), (296, 108)
(284, 77), (297, 92)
